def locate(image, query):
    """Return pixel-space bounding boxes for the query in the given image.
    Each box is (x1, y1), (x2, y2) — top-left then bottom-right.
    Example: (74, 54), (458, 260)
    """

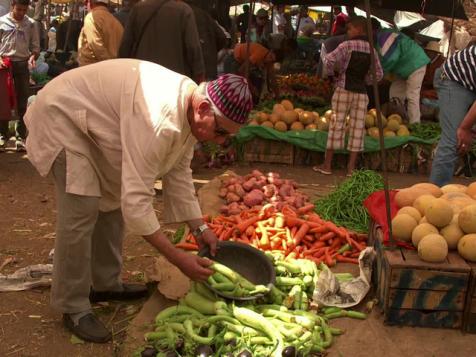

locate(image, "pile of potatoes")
(391, 182), (476, 263)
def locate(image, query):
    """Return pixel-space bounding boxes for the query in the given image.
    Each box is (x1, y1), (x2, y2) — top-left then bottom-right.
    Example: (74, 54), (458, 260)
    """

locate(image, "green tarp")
(235, 126), (438, 154)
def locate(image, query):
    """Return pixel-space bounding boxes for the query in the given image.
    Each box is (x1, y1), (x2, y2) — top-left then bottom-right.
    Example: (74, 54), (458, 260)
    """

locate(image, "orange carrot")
(175, 242), (198, 250)
(245, 225), (255, 237)
(235, 216), (261, 233)
(310, 226), (330, 234)
(297, 204), (316, 215)
(285, 215), (302, 228)
(319, 231), (335, 242)
(303, 234), (314, 243)
(336, 255), (359, 264)
(293, 223), (310, 246)
(324, 248), (335, 267)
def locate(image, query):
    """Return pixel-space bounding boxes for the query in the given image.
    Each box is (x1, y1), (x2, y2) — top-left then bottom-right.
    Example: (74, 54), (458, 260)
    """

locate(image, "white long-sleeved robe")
(25, 59), (202, 236)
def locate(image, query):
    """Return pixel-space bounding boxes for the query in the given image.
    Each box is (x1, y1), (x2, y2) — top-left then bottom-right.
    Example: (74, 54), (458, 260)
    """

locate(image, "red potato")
(255, 178), (267, 189)
(235, 184), (246, 198)
(220, 205), (229, 215)
(279, 184), (295, 198)
(228, 177), (238, 185)
(251, 169), (264, 178)
(244, 189), (265, 207)
(227, 184), (236, 193)
(226, 192), (240, 204)
(242, 177), (257, 191)
(219, 188), (228, 198)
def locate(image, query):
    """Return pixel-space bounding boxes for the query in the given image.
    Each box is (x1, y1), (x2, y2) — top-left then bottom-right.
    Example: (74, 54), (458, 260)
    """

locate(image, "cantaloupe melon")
(441, 184), (467, 194)
(466, 182), (476, 199)
(294, 108), (304, 115)
(425, 199), (453, 228)
(269, 113), (280, 124)
(412, 183), (443, 198)
(418, 234), (448, 263)
(458, 205), (476, 233)
(397, 126), (410, 137)
(299, 111), (314, 125)
(458, 234), (476, 261)
(392, 214), (418, 242)
(305, 123), (317, 131)
(365, 114), (375, 128)
(281, 110), (299, 125)
(440, 192), (475, 213)
(395, 187), (431, 208)
(248, 119), (259, 126)
(384, 130), (396, 137)
(397, 206), (422, 222)
(256, 112), (269, 123)
(368, 127), (380, 138)
(388, 113), (403, 124)
(261, 121), (274, 128)
(274, 121), (288, 132)
(420, 216), (428, 223)
(386, 119), (400, 132)
(311, 112), (320, 121)
(324, 110), (334, 120)
(290, 122), (304, 131)
(273, 103), (286, 114)
(281, 99), (294, 110)
(440, 223), (464, 250)
(412, 223), (439, 247)
(413, 194), (437, 216)
(317, 118), (329, 131)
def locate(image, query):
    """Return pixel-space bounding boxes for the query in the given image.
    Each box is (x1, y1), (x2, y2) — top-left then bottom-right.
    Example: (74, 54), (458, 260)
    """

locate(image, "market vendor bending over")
(24, 60), (253, 343)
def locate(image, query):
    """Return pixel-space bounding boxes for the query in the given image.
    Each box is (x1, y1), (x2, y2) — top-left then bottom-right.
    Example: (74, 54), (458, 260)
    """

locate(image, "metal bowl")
(198, 241), (276, 301)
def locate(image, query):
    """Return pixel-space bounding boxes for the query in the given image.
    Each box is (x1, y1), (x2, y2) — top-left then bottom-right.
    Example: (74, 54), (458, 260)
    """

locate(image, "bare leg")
(347, 151), (359, 175)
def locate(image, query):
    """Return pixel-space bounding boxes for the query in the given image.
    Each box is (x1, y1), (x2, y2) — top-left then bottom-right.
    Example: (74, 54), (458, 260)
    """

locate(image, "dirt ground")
(1, 151), (475, 357)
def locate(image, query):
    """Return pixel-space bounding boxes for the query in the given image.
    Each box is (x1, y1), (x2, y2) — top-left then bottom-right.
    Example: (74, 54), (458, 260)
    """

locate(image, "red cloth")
(332, 12), (348, 35)
(0, 57), (16, 121)
(363, 190), (414, 249)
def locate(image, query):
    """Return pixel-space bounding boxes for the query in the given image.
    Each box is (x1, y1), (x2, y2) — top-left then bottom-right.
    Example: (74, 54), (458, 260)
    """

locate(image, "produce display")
(276, 73), (332, 102)
(248, 99), (329, 132)
(392, 182), (476, 263)
(365, 110), (410, 138)
(315, 170), (384, 233)
(138, 252), (367, 357)
(218, 170), (310, 216)
(178, 203), (367, 267)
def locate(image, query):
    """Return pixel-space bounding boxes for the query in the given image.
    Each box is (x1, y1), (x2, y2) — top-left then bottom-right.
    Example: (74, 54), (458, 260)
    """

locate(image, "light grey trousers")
(50, 151), (124, 313)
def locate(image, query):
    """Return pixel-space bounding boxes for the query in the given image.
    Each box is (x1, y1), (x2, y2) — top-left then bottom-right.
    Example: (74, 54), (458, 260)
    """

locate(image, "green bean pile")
(408, 122), (441, 141)
(314, 170), (384, 233)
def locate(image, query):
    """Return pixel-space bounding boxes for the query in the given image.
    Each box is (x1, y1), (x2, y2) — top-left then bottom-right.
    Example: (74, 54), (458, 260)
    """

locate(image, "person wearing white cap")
(24, 59), (253, 343)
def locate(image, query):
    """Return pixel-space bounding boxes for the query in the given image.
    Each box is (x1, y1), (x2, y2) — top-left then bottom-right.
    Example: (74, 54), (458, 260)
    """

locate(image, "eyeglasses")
(213, 113), (231, 137)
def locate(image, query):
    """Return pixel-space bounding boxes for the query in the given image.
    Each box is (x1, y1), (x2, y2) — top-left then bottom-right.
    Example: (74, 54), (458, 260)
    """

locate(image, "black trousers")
(0, 60), (30, 139)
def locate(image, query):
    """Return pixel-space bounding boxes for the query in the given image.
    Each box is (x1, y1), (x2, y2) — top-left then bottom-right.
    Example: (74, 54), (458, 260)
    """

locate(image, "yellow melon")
(397, 206), (422, 222)
(392, 214), (418, 242)
(418, 234), (448, 263)
(269, 113), (281, 124)
(299, 111), (314, 125)
(395, 187), (432, 208)
(281, 110), (299, 125)
(411, 223), (439, 247)
(248, 119), (259, 126)
(273, 103), (286, 115)
(412, 183), (443, 198)
(466, 182), (476, 198)
(368, 127), (380, 138)
(440, 223), (464, 250)
(458, 234), (476, 261)
(365, 114), (375, 128)
(386, 119), (400, 132)
(311, 112), (320, 123)
(324, 110), (333, 121)
(388, 113), (403, 124)
(368, 108), (377, 118)
(425, 199), (454, 228)
(458, 205), (476, 234)
(305, 123), (317, 131)
(317, 118), (329, 131)
(397, 126), (410, 137)
(290, 122), (304, 131)
(261, 121), (274, 128)
(413, 194), (437, 216)
(384, 130), (396, 137)
(281, 99), (294, 110)
(294, 108), (304, 115)
(420, 216), (428, 224)
(441, 184), (467, 194)
(274, 121), (288, 132)
(256, 112), (269, 123)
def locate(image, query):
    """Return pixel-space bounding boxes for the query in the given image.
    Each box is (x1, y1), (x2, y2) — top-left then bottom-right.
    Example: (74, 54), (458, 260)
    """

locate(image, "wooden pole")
(244, 0), (254, 80)
(363, 0), (394, 246)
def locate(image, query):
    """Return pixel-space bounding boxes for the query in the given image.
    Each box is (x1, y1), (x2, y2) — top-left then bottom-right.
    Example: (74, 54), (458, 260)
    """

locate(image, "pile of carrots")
(176, 203), (367, 266)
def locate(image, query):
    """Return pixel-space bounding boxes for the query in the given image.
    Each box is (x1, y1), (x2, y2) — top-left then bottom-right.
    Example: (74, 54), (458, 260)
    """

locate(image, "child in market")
(313, 16), (383, 177)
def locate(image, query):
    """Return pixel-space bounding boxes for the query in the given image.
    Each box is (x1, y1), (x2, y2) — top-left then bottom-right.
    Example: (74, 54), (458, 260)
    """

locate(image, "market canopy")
(271, 0), (468, 19)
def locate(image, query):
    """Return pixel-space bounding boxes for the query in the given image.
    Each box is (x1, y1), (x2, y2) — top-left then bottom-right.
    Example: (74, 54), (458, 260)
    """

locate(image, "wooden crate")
(243, 138), (294, 165)
(372, 222), (471, 329)
(463, 262), (476, 332)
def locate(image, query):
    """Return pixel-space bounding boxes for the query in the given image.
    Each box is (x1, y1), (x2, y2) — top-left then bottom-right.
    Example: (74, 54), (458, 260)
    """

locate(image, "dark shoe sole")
(90, 284), (149, 303)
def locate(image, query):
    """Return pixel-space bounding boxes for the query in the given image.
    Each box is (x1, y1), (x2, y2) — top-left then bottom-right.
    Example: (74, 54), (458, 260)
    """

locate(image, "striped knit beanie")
(206, 74), (253, 124)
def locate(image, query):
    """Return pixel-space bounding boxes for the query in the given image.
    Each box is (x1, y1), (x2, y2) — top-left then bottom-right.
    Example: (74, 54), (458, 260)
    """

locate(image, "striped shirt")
(443, 45), (476, 92)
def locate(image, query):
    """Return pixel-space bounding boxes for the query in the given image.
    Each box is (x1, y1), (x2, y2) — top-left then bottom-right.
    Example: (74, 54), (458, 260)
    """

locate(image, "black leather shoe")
(63, 313), (111, 343)
(89, 283), (148, 303)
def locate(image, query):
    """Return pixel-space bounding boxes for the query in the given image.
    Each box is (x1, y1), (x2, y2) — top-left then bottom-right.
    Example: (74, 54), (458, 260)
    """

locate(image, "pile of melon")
(365, 110), (410, 138)
(391, 182), (476, 263)
(248, 100), (330, 132)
